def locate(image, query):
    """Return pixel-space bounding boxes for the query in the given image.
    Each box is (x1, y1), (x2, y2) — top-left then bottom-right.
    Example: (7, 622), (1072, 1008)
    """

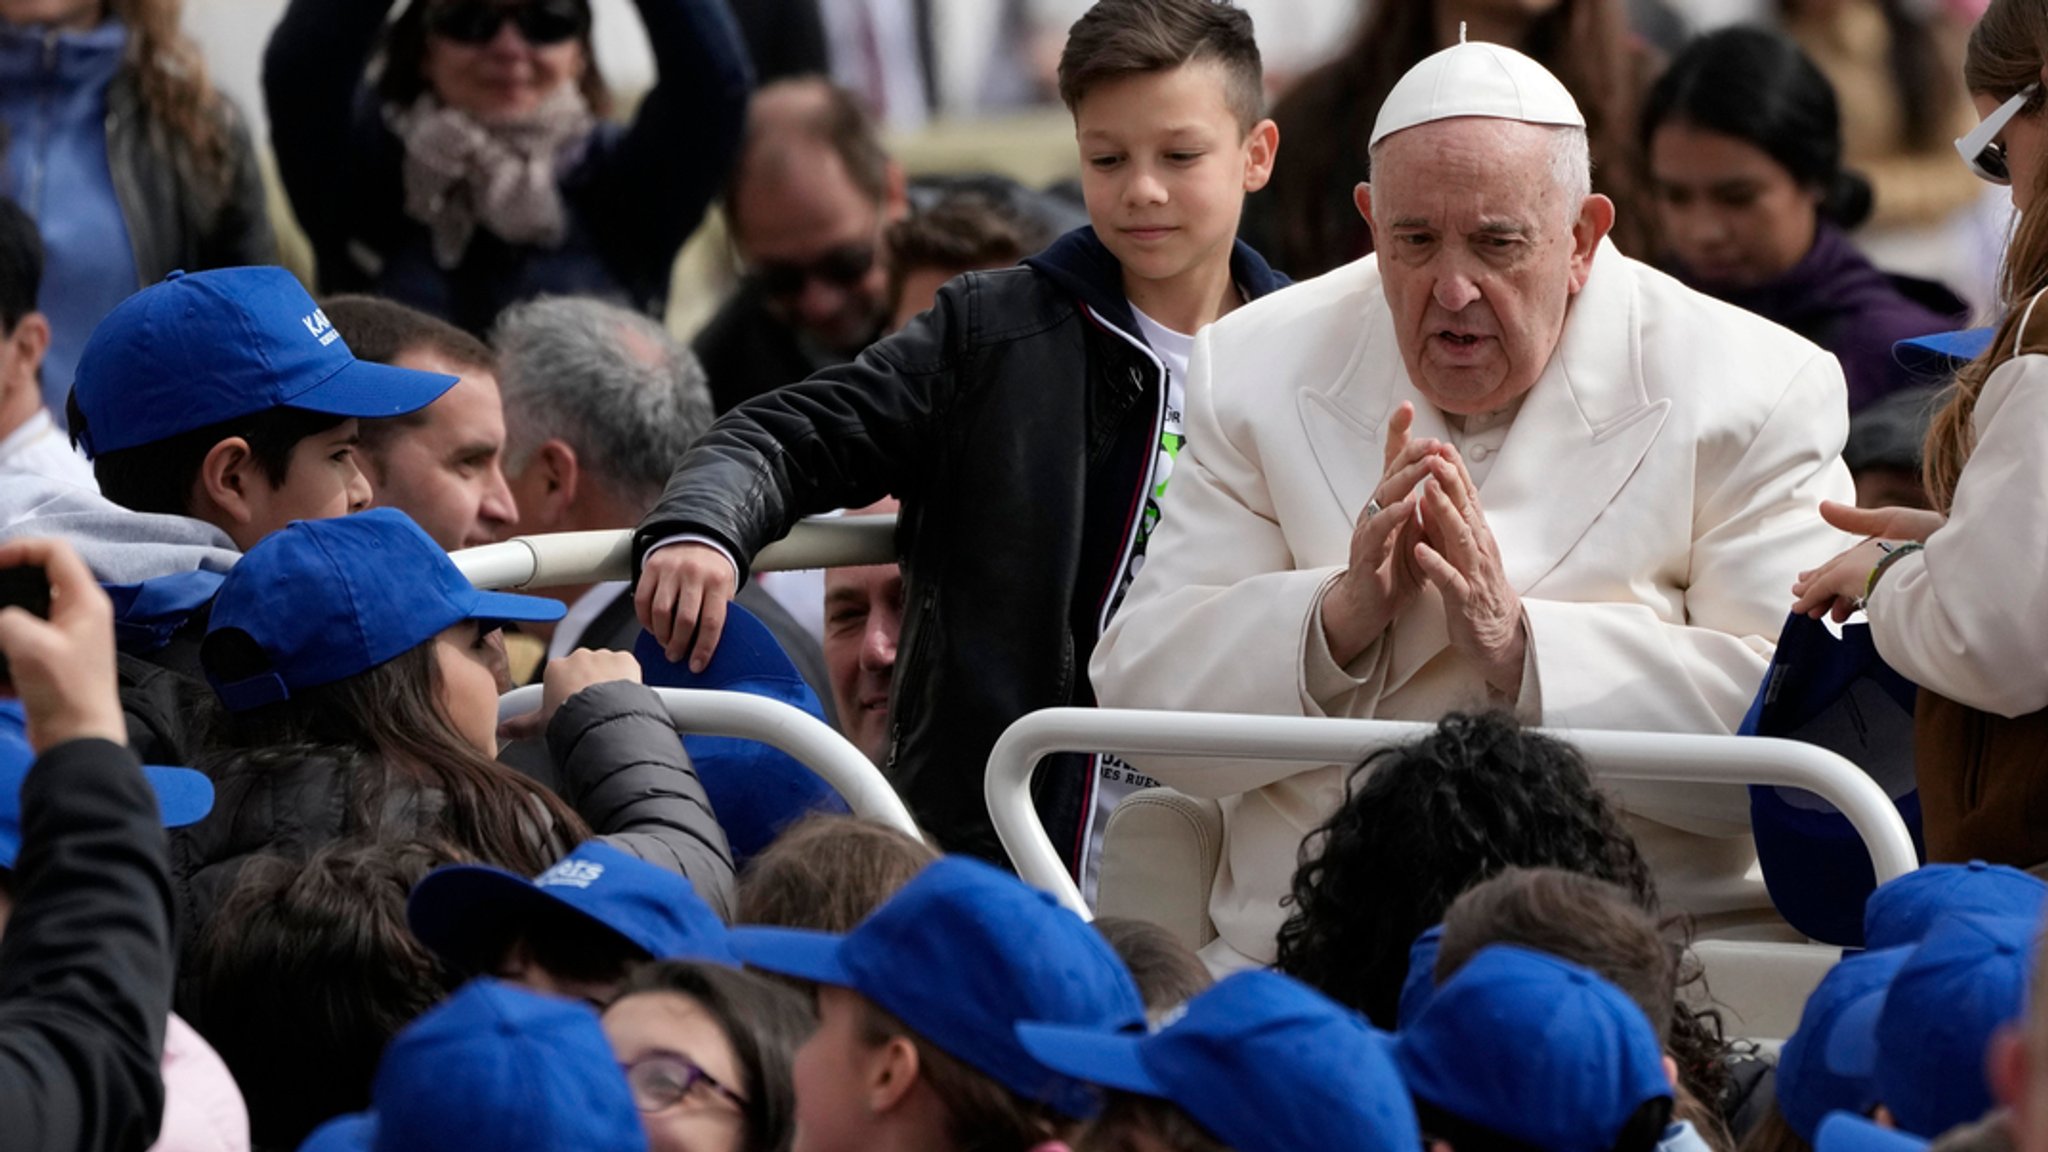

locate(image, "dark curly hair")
(1273, 711), (1657, 1029)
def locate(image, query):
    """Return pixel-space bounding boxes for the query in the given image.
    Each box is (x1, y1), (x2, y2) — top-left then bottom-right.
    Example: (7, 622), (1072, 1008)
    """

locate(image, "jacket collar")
(1024, 226), (1290, 342)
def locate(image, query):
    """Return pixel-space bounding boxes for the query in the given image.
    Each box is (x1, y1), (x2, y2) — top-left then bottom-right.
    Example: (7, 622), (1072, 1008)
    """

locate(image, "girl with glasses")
(1792, 0), (2048, 873)
(262, 0), (751, 336)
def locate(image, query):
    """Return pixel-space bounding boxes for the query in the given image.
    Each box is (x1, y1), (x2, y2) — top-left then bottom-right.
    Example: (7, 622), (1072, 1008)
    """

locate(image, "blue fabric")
(1865, 861), (2047, 950)
(0, 700), (213, 866)
(1741, 612), (1924, 945)
(1397, 923), (1444, 1029)
(0, 19), (137, 423)
(1776, 947), (1913, 1141)
(103, 569), (223, 655)
(1016, 970), (1422, 1152)
(632, 607), (848, 865)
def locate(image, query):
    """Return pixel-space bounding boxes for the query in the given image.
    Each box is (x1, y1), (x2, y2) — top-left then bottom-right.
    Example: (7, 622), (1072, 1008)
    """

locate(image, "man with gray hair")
(1091, 41), (1856, 969)
(493, 296), (832, 714)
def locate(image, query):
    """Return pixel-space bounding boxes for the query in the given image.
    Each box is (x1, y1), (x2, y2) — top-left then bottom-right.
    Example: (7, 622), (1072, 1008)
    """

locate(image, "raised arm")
(261, 0), (400, 264)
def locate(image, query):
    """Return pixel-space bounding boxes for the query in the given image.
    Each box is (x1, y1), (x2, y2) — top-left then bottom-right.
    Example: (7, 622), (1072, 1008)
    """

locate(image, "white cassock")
(1090, 238), (1856, 967)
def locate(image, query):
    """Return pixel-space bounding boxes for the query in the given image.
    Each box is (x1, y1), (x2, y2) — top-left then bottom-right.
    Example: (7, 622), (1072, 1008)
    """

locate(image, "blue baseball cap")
(72, 268), (457, 457)
(728, 856), (1145, 1118)
(203, 509), (565, 712)
(1775, 947), (1912, 1141)
(1398, 924), (1445, 1029)
(1826, 913), (2035, 1137)
(0, 701), (213, 866)
(1015, 970), (1422, 1152)
(1865, 862), (2046, 950)
(1396, 945), (1674, 1152)
(408, 840), (736, 975)
(298, 978), (646, 1152)
(1816, 1112), (1930, 1152)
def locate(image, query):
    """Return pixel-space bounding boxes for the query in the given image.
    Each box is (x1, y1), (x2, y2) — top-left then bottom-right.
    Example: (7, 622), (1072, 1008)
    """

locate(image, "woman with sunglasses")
(262, 0), (750, 336)
(1792, 0), (2048, 870)
(1642, 27), (1968, 412)
(603, 960), (811, 1152)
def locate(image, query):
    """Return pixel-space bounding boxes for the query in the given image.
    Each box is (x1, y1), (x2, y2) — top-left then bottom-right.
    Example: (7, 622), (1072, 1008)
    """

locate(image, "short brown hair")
(1057, 0), (1264, 131)
(857, 998), (1077, 1152)
(320, 295), (495, 460)
(727, 79), (892, 220)
(1081, 1093), (1229, 1152)
(885, 190), (1059, 318)
(734, 815), (937, 932)
(1092, 917), (1211, 1016)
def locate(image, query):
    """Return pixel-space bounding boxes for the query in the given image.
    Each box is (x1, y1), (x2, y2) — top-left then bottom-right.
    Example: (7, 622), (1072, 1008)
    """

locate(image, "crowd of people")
(2, 0), (2048, 1148)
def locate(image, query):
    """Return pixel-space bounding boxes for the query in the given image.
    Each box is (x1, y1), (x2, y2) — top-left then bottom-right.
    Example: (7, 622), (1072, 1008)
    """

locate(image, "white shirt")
(0, 410), (96, 492)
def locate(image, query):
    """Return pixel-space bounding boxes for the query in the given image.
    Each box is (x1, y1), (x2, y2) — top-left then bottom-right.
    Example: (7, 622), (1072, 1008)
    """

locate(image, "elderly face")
(1362, 118), (1609, 416)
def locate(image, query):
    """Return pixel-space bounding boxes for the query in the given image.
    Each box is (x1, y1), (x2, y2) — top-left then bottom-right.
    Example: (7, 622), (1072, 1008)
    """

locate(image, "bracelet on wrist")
(1865, 541), (1924, 601)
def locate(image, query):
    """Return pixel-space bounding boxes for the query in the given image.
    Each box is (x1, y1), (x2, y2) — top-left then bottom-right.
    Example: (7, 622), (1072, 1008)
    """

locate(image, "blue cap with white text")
(1396, 945), (1673, 1152)
(408, 840), (735, 974)
(203, 509), (565, 712)
(73, 267), (456, 456)
(728, 856), (1145, 1118)
(1016, 970), (1421, 1152)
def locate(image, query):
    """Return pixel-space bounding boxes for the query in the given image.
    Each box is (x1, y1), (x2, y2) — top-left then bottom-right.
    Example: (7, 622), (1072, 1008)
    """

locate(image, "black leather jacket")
(636, 227), (1287, 863)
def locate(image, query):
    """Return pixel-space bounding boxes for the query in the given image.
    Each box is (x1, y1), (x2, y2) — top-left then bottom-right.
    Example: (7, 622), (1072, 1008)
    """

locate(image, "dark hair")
(65, 392), (348, 518)
(726, 79), (892, 222)
(1414, 1096), (1672, 1152)
(1081, 1093), (1230, 1152)
(320, 294), (493, 461)
(1641, 27), (1871, 230)
(612, 961), (814, 1152)
(112, 0), (241, 196)
(184, 839), (467, 1150)
(376, 0), (611, 117)
(1273, 712), (1656, 1029)
(1091, 917), (1211, 1015)
(1258, 0), (1648, 276)
(856, 997), (1077, 1152)
(1057, 0), (1263, 131)
(885, 190), (1059, 319)
(735, 814), (936, 932)
(1736, 1104), (1811, 1152)
(201, 639), (590, 877)
(0, 197), (42, 331)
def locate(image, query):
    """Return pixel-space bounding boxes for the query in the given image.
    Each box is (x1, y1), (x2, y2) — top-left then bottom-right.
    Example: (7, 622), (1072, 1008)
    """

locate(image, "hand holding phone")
(0, 564), (51, 689)
(0, 540), (123, 753)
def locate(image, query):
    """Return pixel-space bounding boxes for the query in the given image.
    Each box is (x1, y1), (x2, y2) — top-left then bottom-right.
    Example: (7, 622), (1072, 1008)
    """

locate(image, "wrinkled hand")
(1819, 499), (1945, 545)
(1791, 537), (1897, 622)
(1412, 448), (1526, 696)
(1320, 403), (1446, 665)
(633, 542), (738, 672)
(0, 538), (124, 752)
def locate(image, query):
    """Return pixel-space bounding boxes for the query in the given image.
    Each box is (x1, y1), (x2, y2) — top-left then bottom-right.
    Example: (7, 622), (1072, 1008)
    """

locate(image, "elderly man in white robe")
(1090, 40), (1855, 970)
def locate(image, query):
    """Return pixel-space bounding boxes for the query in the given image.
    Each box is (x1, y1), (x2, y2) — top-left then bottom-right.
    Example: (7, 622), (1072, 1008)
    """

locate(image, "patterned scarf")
(386, 87), (595, 268)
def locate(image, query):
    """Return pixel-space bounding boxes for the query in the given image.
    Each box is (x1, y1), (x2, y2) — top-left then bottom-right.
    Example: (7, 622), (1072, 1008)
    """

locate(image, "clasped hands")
(1319, 402), (1526, 696)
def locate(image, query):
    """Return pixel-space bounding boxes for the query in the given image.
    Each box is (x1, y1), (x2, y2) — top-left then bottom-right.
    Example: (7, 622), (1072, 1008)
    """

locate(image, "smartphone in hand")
(0, 565), (52, 690)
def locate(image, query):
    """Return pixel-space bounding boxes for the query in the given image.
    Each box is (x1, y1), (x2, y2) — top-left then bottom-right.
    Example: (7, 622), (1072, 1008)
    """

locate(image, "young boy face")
(791, 986), (889, 1152)
(231, 419), (372, 549)
(1074, 61), (1275, 306)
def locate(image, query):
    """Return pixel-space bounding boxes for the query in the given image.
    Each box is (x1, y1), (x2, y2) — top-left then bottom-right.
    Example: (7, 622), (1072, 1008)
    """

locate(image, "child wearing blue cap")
(1013, 969), (1420, 1152)
(178, 509), (734, 955)
(1752, 947), (1914, 1152)
(727, 856), (1147, 1152)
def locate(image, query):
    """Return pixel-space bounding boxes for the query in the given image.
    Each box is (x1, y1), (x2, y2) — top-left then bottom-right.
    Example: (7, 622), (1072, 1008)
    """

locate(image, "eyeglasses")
(749, 244), (878, 301)
(620, 1052), (748, 1115)
(1956, 82), (2040, 185)
(425, 0), (588, 46)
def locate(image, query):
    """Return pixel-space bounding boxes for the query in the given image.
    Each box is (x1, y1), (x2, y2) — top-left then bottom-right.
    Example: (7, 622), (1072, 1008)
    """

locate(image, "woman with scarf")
(263, 0), (750, 335)
(1643, 26), (1966, 412)
(0, 0), (274, 423)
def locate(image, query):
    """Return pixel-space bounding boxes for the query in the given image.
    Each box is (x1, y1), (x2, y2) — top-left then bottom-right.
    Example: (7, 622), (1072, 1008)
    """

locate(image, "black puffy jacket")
(636, 227), (1287, 864)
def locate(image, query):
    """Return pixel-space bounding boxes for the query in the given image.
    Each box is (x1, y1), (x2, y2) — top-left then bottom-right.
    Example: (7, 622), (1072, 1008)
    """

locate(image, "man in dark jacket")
(634, 0), (1285, 873)
(0, 535), (177, 1152)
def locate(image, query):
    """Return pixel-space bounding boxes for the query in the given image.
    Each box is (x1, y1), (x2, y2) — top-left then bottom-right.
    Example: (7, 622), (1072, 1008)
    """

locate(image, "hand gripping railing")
(452, 515), (900, 590)
(986, 708), (1920, 918)
(501, 685), (920, 838)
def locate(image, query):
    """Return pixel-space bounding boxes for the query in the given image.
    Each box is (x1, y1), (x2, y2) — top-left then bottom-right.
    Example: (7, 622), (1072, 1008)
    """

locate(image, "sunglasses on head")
(749, 244), (878, 300)
(426, 0), (588, 46)
(1957, 82), (2041, 185)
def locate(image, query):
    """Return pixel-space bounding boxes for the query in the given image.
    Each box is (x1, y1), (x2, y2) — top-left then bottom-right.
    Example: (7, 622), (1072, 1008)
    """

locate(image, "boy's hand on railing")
(634, 542), (737, 673)
(0, 539), (124, 753)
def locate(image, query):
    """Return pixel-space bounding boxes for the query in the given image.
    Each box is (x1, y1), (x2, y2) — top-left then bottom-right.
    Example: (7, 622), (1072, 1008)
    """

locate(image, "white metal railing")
(454, 515), (899, 590)
(501, 685), (919, 837)
(985, 708), (1920, 917)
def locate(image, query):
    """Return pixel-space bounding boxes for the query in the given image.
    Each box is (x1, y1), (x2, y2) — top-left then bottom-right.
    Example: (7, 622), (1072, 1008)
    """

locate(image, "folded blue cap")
(203, 509), (565, 712)
(1865, 862), (2046, 950)
(1397, 924), (1445, 1029)
(1826, 913), (2034, 1137)
(1015, 970), (1421, 1152)
(728, 856), (1145, 1118)
(1775, 947), (1912, 1141)
(0, 702), (213, 866)
(297, 978), (646, 1152)
(408, 840), (736, 974)
(1815, 1112), (1930, 1152)
(1396, 945), (1674, 1152)
(1892, 327), (1995, 376)
(73, 267), (456, 457)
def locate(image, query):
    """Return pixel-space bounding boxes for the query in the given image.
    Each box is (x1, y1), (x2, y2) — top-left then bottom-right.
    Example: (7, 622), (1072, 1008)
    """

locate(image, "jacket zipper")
(1084, 304), (1169, 639)
(24, 29), (60, 213)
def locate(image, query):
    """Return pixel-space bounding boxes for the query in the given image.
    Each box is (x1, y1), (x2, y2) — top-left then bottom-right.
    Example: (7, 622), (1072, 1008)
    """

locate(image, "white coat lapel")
(1477, 243), (1670, 592)
(1295, 291), (1451, 525)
